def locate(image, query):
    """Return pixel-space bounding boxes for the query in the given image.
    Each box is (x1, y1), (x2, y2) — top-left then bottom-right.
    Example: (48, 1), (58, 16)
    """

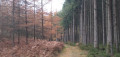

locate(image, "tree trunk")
(94, 0), (98, 48)
(113, 0), (119, 52)
(50, 1), (53, 41)
(0, 0), (2, 36)
(18, 0), (21, 44)
(41, 0), (44, 39)
(80, 4), (83, 43)
(83, 0), (87, 45)
(106, 0), (113, 55)
(12, 0), (15, 46)
(34, 0), (36, 41)
(25, 0), (28, 44)
(73, 12), (75, 43)
(102, 0), (105, 46)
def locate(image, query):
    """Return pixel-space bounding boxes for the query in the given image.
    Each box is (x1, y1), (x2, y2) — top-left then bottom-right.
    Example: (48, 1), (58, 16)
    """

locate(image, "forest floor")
(57, 44), (88, 57)
(0, 38), (64, 57)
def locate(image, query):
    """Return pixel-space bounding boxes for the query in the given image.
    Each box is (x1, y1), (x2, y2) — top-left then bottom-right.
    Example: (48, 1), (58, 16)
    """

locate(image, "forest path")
(57, 44), (88, 57)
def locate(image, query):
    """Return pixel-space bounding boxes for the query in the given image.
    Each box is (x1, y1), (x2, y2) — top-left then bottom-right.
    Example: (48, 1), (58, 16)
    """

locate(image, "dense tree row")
(0, 0), (62, 45)
(59, 0), (120, 56)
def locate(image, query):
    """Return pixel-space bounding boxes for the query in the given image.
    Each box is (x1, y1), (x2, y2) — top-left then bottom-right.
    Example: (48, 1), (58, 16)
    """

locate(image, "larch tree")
(33, 0), (36, 41)
(25, 0), (28, 44)
(0, 0), (1, 35)
(12, 0), (15, 46)
(41, 0), (44, 39)
(18, 0), (21, 44)
(50, 1), (53, 41)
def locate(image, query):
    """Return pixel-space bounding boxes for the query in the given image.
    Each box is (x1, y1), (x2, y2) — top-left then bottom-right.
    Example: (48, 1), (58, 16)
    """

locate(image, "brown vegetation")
(0, 38), (64, 57)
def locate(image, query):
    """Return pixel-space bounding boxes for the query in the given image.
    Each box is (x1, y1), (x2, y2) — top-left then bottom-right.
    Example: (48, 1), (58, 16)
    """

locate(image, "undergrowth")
(79, 44), (120, 57)
(66, 42), (76, 46)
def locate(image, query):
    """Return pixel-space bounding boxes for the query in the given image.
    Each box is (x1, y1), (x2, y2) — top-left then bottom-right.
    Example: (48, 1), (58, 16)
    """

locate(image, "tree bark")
(102, 0), (105, 46)
(18, 0), (21, 44)
(80, 4), (83, 43)
(73, 12), (75, 43)
(34, 0), (36, 41)
(113, 0), (119, 52)
(94, 0), (98, 48)
(12, 0), (15, 46)
(41, 0), (44, 39)
(83, 0), (87, 45)
(25, 0), (28, 44)
(106, 0), (113, 55)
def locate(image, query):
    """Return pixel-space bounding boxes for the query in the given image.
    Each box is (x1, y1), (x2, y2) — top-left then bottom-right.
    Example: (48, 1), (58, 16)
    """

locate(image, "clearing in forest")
(57, 44), (88, 57)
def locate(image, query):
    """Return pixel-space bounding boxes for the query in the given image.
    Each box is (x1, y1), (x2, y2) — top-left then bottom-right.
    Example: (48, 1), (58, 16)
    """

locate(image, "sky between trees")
(44, 0), (65, 12)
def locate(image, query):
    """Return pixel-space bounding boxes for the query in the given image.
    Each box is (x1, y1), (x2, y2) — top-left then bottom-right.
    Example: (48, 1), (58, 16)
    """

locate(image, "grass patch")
(79, 44), (120, 57)
(79, 44), (111, 57)
(79, 44), (93, 50)
(66, 42), (76, 46)
(114, 53), (120, 57)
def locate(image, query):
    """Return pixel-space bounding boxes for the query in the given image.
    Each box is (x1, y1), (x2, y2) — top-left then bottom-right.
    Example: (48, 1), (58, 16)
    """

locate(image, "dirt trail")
(57, 44), (88, 57)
